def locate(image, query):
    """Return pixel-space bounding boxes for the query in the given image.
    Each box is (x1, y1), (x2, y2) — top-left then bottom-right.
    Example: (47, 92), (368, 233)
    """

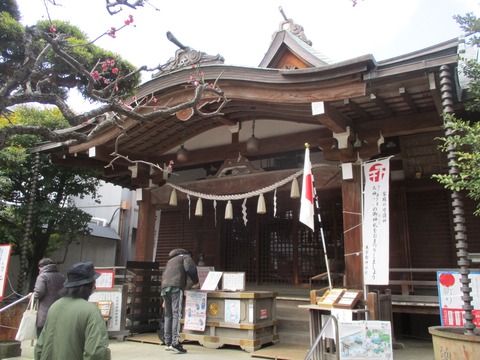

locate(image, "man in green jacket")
(34, 261), (111, 360)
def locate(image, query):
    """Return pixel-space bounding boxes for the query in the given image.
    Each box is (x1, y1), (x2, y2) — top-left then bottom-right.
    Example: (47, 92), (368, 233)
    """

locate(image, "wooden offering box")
(180, 291), (278, 352)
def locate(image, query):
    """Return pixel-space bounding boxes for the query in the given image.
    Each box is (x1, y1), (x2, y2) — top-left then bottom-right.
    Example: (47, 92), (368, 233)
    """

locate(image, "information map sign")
(339, 320), (393, 359)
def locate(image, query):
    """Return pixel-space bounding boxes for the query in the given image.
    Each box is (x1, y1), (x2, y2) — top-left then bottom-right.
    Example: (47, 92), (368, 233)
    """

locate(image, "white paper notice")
(200, 271), (223, 291)
(222, 272), (245, 291)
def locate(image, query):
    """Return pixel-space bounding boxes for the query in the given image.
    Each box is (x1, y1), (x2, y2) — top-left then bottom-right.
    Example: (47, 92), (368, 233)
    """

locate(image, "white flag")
(300, 146), (314, 231)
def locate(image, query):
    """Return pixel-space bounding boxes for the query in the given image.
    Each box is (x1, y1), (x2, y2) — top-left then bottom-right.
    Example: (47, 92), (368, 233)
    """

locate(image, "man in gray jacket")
(161, 249), (199, 354)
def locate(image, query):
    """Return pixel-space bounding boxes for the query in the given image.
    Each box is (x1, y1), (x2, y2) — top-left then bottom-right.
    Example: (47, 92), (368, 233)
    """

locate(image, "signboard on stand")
(89, 287), (123, 332)
(0, 244), (12, 300)
(437, 271), (480, 326)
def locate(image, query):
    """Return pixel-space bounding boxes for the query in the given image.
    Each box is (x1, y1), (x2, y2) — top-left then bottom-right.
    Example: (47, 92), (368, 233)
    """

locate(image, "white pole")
(312, 176), (333, 289)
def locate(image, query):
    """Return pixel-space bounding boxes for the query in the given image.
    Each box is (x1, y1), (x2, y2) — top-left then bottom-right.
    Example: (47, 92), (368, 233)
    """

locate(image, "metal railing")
(304, 314), (339, 360)
(0, 292), (32, 335)
(0, 293), (31, 314)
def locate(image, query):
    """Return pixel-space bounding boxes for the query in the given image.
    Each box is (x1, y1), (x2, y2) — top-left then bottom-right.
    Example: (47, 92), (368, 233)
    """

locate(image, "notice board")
(437, 271), (480, 326)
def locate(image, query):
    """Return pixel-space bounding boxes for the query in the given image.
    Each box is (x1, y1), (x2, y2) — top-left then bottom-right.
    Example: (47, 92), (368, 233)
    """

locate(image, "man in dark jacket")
(161, 249), (199, 354)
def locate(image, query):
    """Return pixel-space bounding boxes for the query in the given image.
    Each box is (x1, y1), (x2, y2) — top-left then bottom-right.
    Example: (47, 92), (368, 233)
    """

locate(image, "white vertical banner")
(362, 159), (390, 285)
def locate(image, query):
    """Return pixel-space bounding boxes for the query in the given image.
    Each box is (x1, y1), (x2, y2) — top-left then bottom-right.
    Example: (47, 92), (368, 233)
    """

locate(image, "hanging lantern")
(257, 193), (266, 214)
(176, 144), (189, 162)
(195, 198), (203, 217)
(290, 178), (300, 198)
(225, 200), (233, 220)
(169, 189), (178, 206)
(246, 107), (260, 153)
(246, 134), (259, 153)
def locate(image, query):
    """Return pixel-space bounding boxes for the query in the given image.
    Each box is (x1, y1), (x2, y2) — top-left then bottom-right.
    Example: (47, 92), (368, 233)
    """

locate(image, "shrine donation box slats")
(180, 291), (278, 352)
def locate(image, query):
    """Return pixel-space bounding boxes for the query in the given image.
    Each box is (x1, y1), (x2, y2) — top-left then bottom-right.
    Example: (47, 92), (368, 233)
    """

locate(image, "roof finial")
(276, 7), (312, 46)
(279, 6), (288, 21)
(166, 31), (187, 50)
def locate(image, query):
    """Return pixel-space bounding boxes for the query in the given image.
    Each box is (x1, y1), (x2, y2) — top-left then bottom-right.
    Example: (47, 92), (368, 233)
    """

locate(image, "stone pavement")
(9, 337), (434, 360)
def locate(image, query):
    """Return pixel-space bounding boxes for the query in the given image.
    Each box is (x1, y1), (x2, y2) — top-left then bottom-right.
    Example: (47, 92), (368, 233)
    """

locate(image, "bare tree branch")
(1, 10), (228, 151)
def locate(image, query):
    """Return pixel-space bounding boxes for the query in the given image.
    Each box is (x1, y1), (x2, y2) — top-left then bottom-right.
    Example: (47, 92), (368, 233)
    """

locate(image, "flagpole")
(303, 143), (332, 290)
(312, 175), (333, 290)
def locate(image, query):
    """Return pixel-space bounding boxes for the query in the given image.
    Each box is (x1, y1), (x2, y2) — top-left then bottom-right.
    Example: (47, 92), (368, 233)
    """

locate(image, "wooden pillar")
(342, 164), (363, 289)
(135, 189), (157, 262)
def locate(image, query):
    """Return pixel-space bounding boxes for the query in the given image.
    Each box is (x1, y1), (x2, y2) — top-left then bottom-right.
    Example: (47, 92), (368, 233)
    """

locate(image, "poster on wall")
(184, 291), (207, 331)
(362, 158), (390, 285)
(0, 244), (12, 300)
(437, 271), (480, 326)
(339, 320), (393, 359)
(96, 270), (115, 289)
(225, 299), (241, 323)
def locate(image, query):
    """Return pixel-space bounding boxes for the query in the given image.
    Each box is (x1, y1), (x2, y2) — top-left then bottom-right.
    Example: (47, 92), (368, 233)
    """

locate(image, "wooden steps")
(275, 298), (310, 347)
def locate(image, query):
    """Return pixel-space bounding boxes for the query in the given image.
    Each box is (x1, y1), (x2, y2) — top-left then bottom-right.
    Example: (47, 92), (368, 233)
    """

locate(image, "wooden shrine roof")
(37, 25), (464, 189)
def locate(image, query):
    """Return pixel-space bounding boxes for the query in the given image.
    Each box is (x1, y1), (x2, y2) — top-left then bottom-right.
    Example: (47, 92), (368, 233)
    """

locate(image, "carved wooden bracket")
(214, 154), (263, 177)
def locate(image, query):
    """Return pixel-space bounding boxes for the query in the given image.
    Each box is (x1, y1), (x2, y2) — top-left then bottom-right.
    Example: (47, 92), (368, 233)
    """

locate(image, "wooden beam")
(370, 93), (394, 117)
(102, 166), (131, 178)
(151, 128), (333, 168)
(314, 102), (351, 133)
(399, 87), (418, 112)
(344, 98), (371, 120)
(428, 72), (443, 114)
(213, 115), (237, 126)
(354, 110), (442, 136)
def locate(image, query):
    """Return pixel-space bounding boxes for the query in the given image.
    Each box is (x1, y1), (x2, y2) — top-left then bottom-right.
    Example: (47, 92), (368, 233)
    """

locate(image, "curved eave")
(69, 60), (371, 155)
(137, 60), (372, 97)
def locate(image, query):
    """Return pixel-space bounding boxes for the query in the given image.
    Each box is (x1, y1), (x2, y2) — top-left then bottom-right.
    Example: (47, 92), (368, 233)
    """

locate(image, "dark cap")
(169, 248), (190, 258)
(64, 261), (101, 288)
(38, 258), (54, 268)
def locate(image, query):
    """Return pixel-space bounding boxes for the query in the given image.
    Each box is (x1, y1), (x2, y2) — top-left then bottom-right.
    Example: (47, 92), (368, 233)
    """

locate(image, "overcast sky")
(16, 0), (479, 74)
